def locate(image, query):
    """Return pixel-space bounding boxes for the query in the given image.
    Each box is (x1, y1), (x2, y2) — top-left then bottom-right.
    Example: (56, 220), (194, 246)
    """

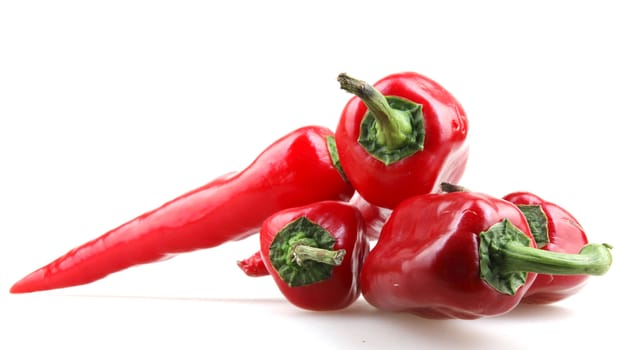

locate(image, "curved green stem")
(479, 219), (613, 295)
(337, 73), (413, 149)
(500, 242), (612, 276)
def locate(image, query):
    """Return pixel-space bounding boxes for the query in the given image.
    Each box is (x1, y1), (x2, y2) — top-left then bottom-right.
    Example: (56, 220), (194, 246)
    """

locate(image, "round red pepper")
(259, 201), (369, 311)
(10, 126), (353, 294)
(335, 72), (469, 208)
(360, 191), (612, 319)
(440, 182), (611, 305)
(236, 192), (389, 278)
(503, 191), (592, 304)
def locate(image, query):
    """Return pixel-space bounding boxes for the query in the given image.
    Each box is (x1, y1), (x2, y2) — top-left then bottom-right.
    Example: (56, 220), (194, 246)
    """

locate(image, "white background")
(1, 1), (619, 349)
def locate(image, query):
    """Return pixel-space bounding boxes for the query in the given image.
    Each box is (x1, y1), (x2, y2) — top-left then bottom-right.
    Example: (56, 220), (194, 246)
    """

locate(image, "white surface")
(1, 1), (619, 349)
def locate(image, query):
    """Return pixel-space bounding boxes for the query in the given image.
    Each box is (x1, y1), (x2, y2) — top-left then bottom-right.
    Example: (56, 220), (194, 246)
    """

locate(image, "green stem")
(440, 182), (469, 192)
(500, 242), (612, 276)
(293, 244), (345, 266)
(337, 73), (413, 149)
(479, 219), (613, 295)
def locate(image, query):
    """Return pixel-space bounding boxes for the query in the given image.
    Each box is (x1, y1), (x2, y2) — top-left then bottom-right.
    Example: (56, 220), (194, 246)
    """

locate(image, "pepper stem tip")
(293, 244), (346, 266)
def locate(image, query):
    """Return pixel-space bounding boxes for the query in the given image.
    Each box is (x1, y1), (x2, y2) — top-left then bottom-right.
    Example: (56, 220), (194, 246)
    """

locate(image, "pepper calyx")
(326, 135), (349, 184)
(479, 219), (531, 295)
(269, 216), (344, 287)
(516, 204), (550, 248)
(358, 97), (425, 165)
(337, 73), (425, 165)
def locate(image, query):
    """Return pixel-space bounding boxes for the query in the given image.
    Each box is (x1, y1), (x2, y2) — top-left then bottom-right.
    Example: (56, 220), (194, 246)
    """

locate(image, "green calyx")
(337, 73), (425, 165)
(479, 219), (531, 295)
(359, 97), (425, 165)
(479, 219), (613, 295)
(269, 216), (346, 287)
(516, 204), (550, 248)
(326, 135), (349, 183)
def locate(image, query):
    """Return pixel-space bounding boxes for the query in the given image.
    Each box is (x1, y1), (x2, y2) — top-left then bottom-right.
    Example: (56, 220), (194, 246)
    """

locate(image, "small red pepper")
(335, 72), (469, 208)
(258, 201), (369, 311)
(360, 191), (612, 319)
(236, 192), (389, 277)
(10, 126), (353, 294)
(502, 191), (594, 304)
(441, 183), (610, 305)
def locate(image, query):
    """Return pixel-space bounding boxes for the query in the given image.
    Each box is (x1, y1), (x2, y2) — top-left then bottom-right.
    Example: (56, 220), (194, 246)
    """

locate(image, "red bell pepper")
(258, 201), (369, 311)
(10, 126), (354, 294)
(502, 191), (594, 304)
(335, 72), (469, 209)
(237, 191), (388, 277)
(360, 191), (612, 319)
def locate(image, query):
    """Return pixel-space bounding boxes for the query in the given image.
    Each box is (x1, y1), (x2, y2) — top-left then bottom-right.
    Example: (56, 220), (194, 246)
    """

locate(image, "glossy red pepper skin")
(360, 191), (536, 319)
(260, 201), (369, 311)
(10, 126), (354, 294)
(348, 192), (392, 240)
(335, 72), (469, 209)
(503, 192), (590, 304)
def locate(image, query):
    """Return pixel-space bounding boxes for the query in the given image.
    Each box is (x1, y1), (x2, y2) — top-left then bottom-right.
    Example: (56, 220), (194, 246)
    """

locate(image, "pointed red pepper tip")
(10, 271), (41, 294)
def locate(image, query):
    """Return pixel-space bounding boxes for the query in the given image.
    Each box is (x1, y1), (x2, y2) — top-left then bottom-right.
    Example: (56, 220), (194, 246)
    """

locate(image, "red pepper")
(348, 192), (392, 240)
(441, 183), (610, 305)
(236, 192), (389, 277)
(360, 191), (612, 319)
(502, 191), (593, 304)
(10, 126), (354, 294)
(236, 251), (269, 277)
(258, 200), (369, 311)
(335, 72), (469, 209)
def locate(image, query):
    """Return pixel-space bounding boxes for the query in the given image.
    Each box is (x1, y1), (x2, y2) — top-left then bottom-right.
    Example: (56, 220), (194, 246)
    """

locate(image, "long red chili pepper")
(360, 191), (612, 319)
(10, 125), (354, 294)
(335, 72), (469, 209)
(502, 191), (593, 304)
(258, 200), (369, 311)
(236, 191), (389, 277)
